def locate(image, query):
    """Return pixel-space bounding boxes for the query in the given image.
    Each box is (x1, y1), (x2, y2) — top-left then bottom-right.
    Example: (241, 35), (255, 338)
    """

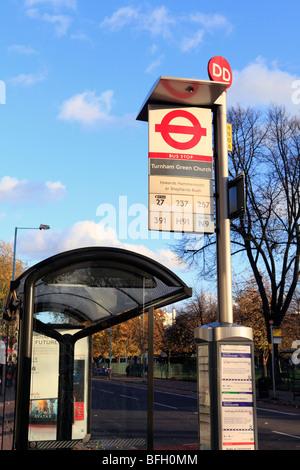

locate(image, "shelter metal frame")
(4, 246), (192, 450)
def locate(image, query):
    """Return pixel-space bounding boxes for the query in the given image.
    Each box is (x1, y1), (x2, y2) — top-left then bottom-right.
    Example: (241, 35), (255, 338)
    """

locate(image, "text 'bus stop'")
(3, 246), (192, 450)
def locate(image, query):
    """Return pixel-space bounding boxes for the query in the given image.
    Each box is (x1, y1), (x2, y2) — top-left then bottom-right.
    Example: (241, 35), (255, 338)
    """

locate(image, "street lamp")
(12, 224), (50, 280)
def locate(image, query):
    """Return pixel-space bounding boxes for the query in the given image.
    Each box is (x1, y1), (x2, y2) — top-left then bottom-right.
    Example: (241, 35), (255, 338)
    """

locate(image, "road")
(91, 379), (197, 449)
(91, 378), (300, 450)
(256, 404), (300, 450)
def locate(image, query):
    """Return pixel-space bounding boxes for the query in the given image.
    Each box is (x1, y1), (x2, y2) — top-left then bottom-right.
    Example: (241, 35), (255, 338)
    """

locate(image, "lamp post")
(12, 224), (50, 280)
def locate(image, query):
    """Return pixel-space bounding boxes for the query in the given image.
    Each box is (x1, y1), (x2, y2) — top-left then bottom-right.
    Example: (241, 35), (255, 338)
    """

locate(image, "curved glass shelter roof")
(4, 247), (192, 450)
(6, 247), (192, 338)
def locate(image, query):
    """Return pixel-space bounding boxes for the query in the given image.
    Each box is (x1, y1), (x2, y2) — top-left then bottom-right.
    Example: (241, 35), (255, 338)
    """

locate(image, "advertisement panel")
(219, 344), (255, 450)
(29, 331), (89, 442)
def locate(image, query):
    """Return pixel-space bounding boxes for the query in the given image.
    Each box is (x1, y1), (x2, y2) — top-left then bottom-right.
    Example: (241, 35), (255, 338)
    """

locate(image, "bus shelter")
(2, 247), (192, 450)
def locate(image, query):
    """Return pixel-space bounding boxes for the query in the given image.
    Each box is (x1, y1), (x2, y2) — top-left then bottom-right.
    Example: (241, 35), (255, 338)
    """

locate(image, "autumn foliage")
(0, 240), (24, 310)
(92, 309), (168, 359)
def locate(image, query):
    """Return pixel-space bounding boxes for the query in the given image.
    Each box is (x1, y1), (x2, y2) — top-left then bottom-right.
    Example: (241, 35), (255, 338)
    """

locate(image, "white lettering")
(96, 202), (116, 232)
(128, 203), (148, 240)
(96, 196), (183, 241)
(213, 63), (222, 78)
(292, 340), (300, 365)
(146, 455), (197, 465)
(0, 80), (6, 104)
(292, 80), (300, 105)
(222, 67), (231, 83)
(151, 163), (175, 170)
(175, 164), (192, 171)
(102, 455), (136, 467)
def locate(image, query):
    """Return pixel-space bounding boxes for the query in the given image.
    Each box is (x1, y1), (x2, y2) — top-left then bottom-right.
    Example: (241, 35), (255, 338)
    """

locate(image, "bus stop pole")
(214, 92), (233, 324)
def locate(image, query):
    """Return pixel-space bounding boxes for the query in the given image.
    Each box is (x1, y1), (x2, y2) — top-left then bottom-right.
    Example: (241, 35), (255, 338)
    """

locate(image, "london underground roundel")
(148, 105), (213, 161)
(155, 109), (207, 151)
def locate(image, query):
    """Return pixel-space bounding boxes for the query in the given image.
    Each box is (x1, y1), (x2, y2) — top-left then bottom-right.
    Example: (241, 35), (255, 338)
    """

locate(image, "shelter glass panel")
(0, 318), (18, 450)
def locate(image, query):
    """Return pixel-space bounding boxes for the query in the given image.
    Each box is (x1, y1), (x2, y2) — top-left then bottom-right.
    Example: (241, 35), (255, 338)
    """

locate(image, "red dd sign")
(208, 56), (232, 88)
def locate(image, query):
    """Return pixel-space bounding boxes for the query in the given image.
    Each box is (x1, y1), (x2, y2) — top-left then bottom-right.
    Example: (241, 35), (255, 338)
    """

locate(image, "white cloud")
(189, 12), (232, 33)
(57, 89), (137, 127)
(43, 13), (72, 36)
(180, 30), (205, 53)
(100, 6), (231, 46)
(0, 176), (66, 203)
(145, 54), (164, 74)
(58, 90), (116, 124)
(17, 220), (185, 272)
(70, 33), (91, 42)
(100, 6), (140, 31)
(7, 44), (38, 55)
(45, 181), (67, 201)
(100, 6), (175, 38)
(25, 6), (72, 36)
(9, 70), (47, 86)
(229, 57), (300, 113)
(24, 0), (77, 10)
(140, 6), (176, 38)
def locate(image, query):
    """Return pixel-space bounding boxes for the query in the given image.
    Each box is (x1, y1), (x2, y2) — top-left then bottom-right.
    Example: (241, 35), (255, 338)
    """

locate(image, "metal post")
(12, 227), (18, 281)
(270, 326), (276, 398)
(57, 335), (75, 441)
(215, 92), (233, 324)
(109, 326), (112, 375)
(14, 280), (35, 450)
(147, 307), (154, 450)
(12, 225), (50, 281)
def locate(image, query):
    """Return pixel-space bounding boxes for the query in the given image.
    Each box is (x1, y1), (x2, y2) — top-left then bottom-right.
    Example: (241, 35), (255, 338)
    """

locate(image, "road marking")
(120, 394), (139, 400)
(155, 390), (197, 399)
(272, 431), (300, 440)
(154, 402), (178, 409)
(257, 407), (299, 416)
(95, 380), (197, 399)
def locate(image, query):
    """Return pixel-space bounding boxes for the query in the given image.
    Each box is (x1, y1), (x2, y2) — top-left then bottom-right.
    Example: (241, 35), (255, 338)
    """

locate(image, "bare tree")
(174, 104), (300, 340)
(162, 290), (217, 356)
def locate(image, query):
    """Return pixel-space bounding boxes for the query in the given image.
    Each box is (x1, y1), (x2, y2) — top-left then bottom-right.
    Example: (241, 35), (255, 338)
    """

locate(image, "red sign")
(74, 401), (84, 420)
(155, 109), (207, 150)
(208, 56), (232, 88)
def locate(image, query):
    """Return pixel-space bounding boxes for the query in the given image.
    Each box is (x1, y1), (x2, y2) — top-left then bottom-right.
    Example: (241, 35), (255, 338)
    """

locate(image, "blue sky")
(0, 0), (300, 292)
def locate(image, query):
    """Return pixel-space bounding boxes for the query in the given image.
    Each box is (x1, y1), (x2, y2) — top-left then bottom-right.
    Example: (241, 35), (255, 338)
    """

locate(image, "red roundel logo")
(155, 109), (207, 150)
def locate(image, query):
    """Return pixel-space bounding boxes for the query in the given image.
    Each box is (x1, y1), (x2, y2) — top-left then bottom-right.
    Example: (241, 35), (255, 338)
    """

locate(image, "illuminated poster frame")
(218, 343), (256, 450)
(29, 331), (89, 442)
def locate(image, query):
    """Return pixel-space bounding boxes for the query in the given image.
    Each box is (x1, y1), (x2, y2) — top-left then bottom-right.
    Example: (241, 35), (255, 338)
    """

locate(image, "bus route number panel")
(149, 177), (214, 234)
